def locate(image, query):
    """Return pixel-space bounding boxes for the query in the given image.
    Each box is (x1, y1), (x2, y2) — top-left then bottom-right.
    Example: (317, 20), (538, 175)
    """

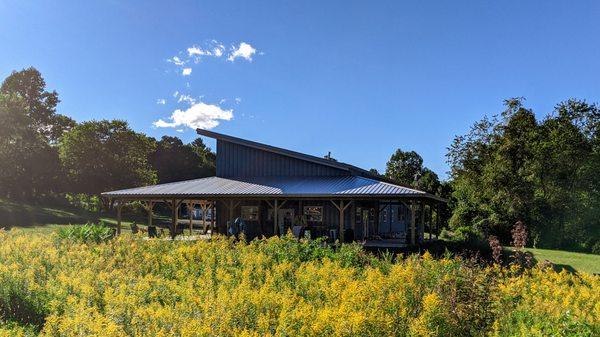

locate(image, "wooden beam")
(428, 203), (432, 241)
(330, 200), (353, 243)
(211, 201), (216, 235)
(188, 201), (194, 235)
(273, 199), (278, 236)
(144, 201), (154, 228)
(420, 201), (425, 244)
(225, 200), (240, 235)
(200, 202), (209, 234)
(410, 200), (416, 245)
(436, 203), (441, 240)
(170, 198), (179, 239)
(116, 202), (123, 236)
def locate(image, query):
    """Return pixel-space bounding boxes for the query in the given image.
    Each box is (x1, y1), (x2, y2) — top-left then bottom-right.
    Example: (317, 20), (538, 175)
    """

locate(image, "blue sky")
(1, 1), (599, 179)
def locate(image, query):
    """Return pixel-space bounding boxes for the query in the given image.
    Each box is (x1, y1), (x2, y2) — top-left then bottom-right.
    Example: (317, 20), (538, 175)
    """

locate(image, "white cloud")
(173, 91), (179, 98)
(153, 101), (233, 130)
(213, 46), (224, 57)
(177, 94), (196, 105)
(227, 42), (257, 62)
(156, 98), (166, 105)
(168, 56), (185, 66)
(182, 68), (192, 76)
(187, 46), (210, 57)
(234, 97), (242, 104)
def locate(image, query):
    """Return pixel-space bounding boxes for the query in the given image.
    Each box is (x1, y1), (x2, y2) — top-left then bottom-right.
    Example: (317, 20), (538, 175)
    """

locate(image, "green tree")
(1, 67), (74, 143)
(385, 148), (442, 194)
(385, 149), (424, 187)
(59, 120), (157, 195)
(151, 136), (215, 183)
(189, 137), (216, 176)
(448, 98), (600, 251)
(0, 93), (62, 199)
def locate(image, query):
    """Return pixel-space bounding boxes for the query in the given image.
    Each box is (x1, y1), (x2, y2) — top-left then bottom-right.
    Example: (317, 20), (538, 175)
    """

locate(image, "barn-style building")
(102, 129), (445, 247)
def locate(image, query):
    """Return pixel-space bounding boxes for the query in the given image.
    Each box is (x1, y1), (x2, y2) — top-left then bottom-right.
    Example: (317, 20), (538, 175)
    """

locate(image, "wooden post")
(428, 203), (432, 241)
(436, 203), (441, 240)
(410, 200), (416, 245)
(188, 201), (194, 235)
(146, 201), (154, 228)
(273, 199), (278, 236)
(201, 202), (209, 234)
(330, 200), (353, 243)
(229, 200), (234, 234)
(351, 202), (356, 233)
(171, 198), (177, 239)
(116, 201), (123, 235)
(419, 201), (425, 244)
(211, 202), (216, 235)
(223, 200), (240, 236)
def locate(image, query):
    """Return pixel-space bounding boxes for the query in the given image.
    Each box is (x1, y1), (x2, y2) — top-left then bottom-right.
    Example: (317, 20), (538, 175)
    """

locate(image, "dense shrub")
(0, 229), (598, 336)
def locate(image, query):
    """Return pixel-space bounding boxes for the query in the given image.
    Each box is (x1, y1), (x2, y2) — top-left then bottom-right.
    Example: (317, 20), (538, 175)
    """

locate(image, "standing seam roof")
(101, 176), (439, 199)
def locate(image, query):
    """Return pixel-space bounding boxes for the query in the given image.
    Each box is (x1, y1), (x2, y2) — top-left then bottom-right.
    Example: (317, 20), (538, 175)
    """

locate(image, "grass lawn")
(521, 247), (600, 275)
(0, 198), (169, 231)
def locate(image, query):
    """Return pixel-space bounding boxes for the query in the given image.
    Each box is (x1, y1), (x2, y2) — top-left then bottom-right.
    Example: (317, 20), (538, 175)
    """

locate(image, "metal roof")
(101, 175), (444, 201)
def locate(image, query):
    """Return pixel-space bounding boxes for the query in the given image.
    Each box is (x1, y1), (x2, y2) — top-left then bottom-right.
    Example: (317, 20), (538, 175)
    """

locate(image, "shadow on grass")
(0, 199), (94, 228)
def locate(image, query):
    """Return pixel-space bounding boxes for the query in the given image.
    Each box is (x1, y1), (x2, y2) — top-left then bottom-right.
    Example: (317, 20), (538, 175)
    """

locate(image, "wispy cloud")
(156, 98), (166, 105)
(187, 41), (225, 60)
(177, 93), (196, 105)
(227, 42), (257, 62)
(153, 101), (233, 130)
(167, 40), (259, 76)
(168, 56), (186, 66)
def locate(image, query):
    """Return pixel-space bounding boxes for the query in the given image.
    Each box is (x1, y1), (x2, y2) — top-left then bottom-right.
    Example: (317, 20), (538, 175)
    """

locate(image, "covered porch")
(107, 195), (444, 246)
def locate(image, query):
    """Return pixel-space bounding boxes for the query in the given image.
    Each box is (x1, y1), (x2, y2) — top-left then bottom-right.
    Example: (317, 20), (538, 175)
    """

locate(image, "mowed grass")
(0, 198), (90, 227)
(0, 198), (166, 232)
(524, 247), (600, 275)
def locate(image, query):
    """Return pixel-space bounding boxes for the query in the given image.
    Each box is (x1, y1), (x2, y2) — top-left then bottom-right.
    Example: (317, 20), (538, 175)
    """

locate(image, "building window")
(241, 206), (259, 221)
(303, 206), (323, 222)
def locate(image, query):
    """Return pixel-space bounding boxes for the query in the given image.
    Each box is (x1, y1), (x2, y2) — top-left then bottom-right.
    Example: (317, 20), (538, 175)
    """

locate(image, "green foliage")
(0, 68), (75, 200)
(0, 67), (60, 142)
(448, 98), (600, 252)
(384, 148), (453, 233)
(57, 222), (115, 243)
(385, 149), (427, 188)
(58, 120), (157, 195)
(0, 93), (64, 199)
(150, 136), (215, 183)
(64, 193), (101, 212)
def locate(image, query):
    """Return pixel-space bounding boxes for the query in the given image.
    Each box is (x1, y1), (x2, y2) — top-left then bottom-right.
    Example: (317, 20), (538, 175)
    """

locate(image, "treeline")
(0, 68), (215, 201)
(448, 98), (600, 253)
(2, 67), (598, 253)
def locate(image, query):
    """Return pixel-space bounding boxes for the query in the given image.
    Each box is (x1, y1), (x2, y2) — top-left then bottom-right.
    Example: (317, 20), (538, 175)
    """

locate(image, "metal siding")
(216, 141), (347, 177)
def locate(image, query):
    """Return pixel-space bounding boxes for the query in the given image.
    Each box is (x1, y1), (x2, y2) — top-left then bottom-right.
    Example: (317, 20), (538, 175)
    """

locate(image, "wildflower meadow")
(0, 229), (598, 337)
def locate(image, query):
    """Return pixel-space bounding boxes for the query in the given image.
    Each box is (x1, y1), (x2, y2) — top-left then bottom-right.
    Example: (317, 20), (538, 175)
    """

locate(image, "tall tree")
(189, 137), (216, 176)
(385, 149), (424, 187)
(448, 98), (600, 252)
(59, 120), (157, 195)
(1, 67), (74, 143)
(150, 136), (215, 183)
(0, 94), (63, 199)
